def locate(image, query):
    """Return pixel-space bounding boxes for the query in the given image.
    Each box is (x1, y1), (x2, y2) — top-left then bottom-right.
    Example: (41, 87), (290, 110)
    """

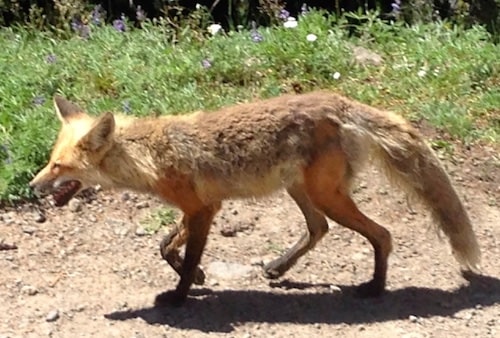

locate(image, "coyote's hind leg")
(263, 183), (329, 279)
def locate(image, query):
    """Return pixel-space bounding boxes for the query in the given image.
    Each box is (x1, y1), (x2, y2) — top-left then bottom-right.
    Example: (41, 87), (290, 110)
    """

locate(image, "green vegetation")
(0, 10), (499, 203)
(140, 207), (177, 235)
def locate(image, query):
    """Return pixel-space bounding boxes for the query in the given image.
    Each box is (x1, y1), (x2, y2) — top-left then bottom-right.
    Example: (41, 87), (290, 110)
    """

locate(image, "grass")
(0, 10), (499, 203)
(140, 207), (177, 235)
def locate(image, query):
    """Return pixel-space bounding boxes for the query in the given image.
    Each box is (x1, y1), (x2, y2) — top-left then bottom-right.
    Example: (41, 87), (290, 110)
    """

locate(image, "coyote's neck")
(99, 116), (179, 193)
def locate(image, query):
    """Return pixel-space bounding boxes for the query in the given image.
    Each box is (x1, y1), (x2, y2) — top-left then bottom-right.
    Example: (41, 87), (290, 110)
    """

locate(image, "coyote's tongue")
(52, 180), (81, 206)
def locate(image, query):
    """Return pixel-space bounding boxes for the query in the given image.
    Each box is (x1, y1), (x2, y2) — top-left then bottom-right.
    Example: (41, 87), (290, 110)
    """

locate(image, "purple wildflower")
(391, 0), (402, 14)
(201, 59), (212, 69)
(113, 14), (127, 32)
(136, 5), (146, 22)
(278, 9), (290, 21)
(250, 22), (263, 42)
(46, 54), (57, 64)
(91, 5), (103, 26)
(301, 3), (309, 15)
(33, 96), (45, 106)
(251, 31), (263, 42)
(70, 17), (90, 39)
(71, 17), (82, 32)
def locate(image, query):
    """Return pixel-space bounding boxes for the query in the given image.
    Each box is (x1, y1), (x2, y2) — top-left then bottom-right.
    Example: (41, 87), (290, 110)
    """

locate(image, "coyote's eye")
(51, 161), (61, 172)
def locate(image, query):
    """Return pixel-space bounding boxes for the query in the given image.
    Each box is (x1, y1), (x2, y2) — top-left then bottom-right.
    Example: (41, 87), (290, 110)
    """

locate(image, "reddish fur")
(30, 92), (480, 307)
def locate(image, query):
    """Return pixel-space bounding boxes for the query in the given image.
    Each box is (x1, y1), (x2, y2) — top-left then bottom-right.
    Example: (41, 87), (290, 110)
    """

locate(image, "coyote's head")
(30, 96), (115, 206)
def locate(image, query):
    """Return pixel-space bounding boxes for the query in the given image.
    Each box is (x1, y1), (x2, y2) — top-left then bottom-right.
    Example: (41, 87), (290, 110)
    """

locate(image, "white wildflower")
(417, 69), (426, 77)
(207, 23), (222, 36)
(283, 17), (298, 28)
(332, 72), (341, 80)
(306, 33), (317, 42)
(195, 3), (202, 10)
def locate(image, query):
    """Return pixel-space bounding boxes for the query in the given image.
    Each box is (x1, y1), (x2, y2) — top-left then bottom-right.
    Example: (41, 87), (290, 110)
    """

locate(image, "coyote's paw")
(194, 268), (206, 285)
(355, 279), (385, 298)
(262, 261), (287, 279)
(154, 290), (187, 307)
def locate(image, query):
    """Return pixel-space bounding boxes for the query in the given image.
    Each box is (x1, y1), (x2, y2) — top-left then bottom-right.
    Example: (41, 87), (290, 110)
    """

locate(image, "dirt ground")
(1, 138), (499, 338)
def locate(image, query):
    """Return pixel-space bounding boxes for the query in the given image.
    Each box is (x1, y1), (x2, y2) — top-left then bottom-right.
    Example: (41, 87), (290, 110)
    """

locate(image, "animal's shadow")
(105, 273), (500, 333)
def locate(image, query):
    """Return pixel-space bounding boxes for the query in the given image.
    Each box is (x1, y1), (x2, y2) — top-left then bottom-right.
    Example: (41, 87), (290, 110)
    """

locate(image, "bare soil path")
(1, 141), (499, 338)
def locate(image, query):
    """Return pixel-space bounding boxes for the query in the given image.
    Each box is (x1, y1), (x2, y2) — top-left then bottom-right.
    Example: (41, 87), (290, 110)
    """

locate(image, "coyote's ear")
(79, 112), (115, 152)
(54, 96), (83, 123)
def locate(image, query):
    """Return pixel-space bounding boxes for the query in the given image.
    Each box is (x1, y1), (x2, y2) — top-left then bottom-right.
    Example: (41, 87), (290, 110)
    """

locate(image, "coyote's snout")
(31, 91), (481, 306)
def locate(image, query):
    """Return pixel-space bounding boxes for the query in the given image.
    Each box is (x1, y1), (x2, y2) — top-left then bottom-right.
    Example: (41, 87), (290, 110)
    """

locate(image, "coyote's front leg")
(159, 215), (206, 285)
(156, 203), (220, 306)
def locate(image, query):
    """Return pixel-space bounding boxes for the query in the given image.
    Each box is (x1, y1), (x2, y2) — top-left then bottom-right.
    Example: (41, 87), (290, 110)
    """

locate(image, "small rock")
(135, 227), (146, 236)
(0, 241), (17, 251)
(121, 192), (131, 201)
(329, 284), (342, 292)
(46, 309), (60, 322)
(22, 226), (37, 235)
(3, 211), (16, 225)
(136, 201), (149, 209)
(408, 315), (419, 323)
(114, 227), (129, 237)
(75, 304), (86, 312)
(220, 226), (237, 237)
(486, 319), (496, 326)
(377, 188), (388, 195)
(33, 211), (46, 223)
(21, 285), (38, 296)
(68, 199), (82, 212)
(231, 208), (238, 215)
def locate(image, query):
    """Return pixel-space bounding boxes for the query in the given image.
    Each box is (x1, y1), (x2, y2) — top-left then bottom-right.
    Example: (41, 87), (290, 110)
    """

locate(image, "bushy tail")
(339, 108), (481, 272)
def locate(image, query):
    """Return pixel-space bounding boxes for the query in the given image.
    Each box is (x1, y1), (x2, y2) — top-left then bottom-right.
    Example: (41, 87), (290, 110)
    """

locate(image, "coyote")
(30, 91), (480, 306)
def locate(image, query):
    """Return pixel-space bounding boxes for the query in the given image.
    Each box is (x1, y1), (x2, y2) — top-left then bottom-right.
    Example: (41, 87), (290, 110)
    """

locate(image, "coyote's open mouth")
(52, 180), (82, 207)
